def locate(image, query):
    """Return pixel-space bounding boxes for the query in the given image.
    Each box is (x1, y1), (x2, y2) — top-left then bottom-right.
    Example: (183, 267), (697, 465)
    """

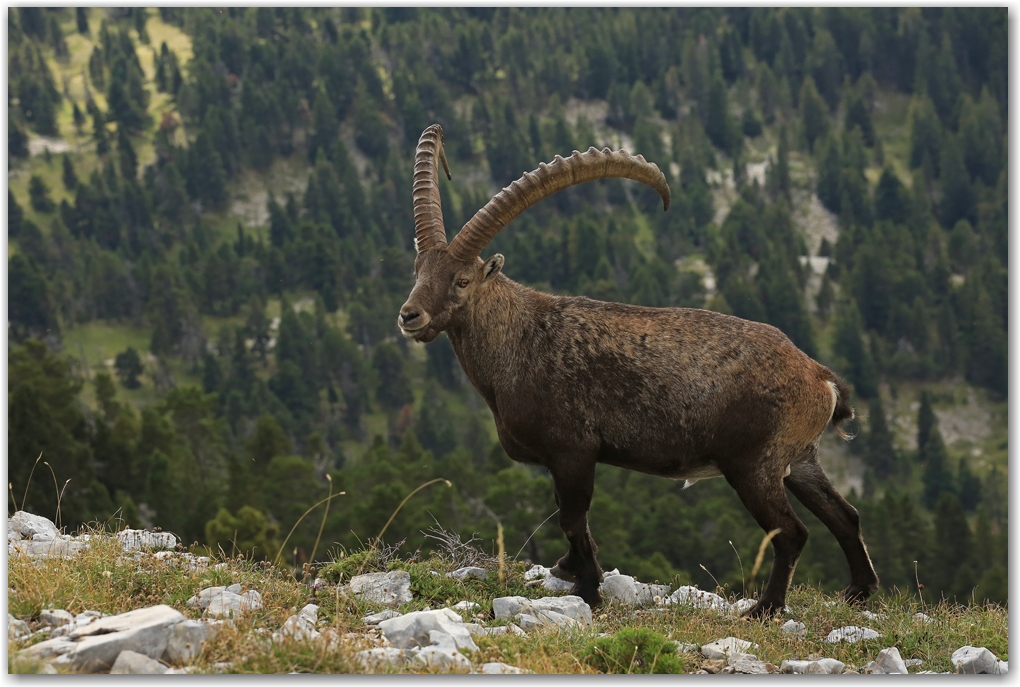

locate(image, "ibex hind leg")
(722, 462), (809, 619)
(784, 455), (879, 605)
(549, 461), (604, 607)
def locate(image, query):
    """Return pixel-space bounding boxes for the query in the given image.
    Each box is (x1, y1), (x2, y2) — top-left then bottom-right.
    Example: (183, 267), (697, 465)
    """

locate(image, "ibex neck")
(447, 275), (541, 401)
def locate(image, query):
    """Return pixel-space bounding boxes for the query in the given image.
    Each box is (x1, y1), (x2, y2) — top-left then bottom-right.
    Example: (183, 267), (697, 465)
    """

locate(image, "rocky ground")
(7, 512), (1008, 674)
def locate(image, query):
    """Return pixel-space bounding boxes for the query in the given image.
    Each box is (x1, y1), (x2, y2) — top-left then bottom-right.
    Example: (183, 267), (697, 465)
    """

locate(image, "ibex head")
(398, 123), (670, 343)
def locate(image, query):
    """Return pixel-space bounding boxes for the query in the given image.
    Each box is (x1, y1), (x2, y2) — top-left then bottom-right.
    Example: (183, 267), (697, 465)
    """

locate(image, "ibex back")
(398, 124), (878, 617)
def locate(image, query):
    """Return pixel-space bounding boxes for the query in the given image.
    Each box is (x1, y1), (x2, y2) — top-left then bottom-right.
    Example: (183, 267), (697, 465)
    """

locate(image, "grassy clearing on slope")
(8, 520), (1007, 674)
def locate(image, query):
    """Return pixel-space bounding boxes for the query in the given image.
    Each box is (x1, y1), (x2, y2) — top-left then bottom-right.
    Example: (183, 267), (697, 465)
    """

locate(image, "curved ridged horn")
(413, 124), (452, 253)
(448, 147), (670, 262)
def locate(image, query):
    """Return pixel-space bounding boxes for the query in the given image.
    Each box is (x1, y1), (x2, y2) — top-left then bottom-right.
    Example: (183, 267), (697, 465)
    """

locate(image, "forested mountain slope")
(7, 8), (1007, 605)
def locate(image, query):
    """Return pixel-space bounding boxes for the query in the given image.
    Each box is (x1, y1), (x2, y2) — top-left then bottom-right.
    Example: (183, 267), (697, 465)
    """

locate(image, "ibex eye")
(457, 279), (469, 288)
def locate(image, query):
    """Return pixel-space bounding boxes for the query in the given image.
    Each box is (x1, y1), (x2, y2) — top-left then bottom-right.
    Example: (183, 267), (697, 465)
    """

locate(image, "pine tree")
(956, 459), (981, 511)
(815, 133), (842, 214)
(831, 299), (877, 399)
(28, 175), (55, 213)
(873, 167), (909, 225)
(864, 397), (897, 477)
(916, 390), (936, 462)
(117, 126), (138, 180)
(9, 117), (29, 158)
(921, 423), (953, 509)
(76, 8), (89, 35)
(372, 342), (414, 411)
(114, 347), (144, 389)
(9, 189), (25, 238)
(932, 493), (972, 598)
(939, 133), (975, 229)
(799, 76), (828, 152)
(908, 93), (942, 176)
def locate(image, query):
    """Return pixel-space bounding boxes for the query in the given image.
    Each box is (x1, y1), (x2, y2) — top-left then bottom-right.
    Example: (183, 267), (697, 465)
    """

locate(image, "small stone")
(914, 612), (931, 623)
(662, 586), (730, 612)
(115, 529), (177, 552)
(870, 646), (908, 674)
(481, 662), (531, 674)
(355, 648), (409, 672)
(541, 575), (575, 593)
(524, 565), (550, 580)
(451, 601), (479, 613)
(824, 625), (881, 643)
(728, 653), (771, 674)
(780, 620), (807, 637)
(996, 661), (1008, 674)
(413, 645), (473, 673)
(951, 646), (999, 674)
(702, 659), (727, 674)
(9, 512), (59, 540)
(447, 566), (487, 581)
(363, 610), (402, 626)
(860, 610), (887, 621)
(163, 619), (213, 665)
(350, 571), (413, 607)
(110, 649), (168, 674)
(675, 643), (699, 654)
(515, 610), (578, 631)
(492, 596), (530, 620)
(377, 608), (478, 652)
(40, 609), (74, 628)
(701, 637), (756, 660)
(904, 658), (923, 668)
(780, 658), (845, 674)
(600, 574), (638, 605)
(226, 583), (242, 594)
(8, 615), (31, 640)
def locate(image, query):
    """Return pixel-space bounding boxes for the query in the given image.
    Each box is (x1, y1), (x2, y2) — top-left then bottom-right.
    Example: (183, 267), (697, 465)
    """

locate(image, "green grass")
(8, 523), (1007, 674)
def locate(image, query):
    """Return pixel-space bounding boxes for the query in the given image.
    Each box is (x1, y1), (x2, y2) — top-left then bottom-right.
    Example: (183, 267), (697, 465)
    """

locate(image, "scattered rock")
(661, 586), (730, 612)
(492, 596), (530, 619)
(451, 601), (479, 613)
(914, 612), (931, 623)
(9, 614), (31, 640)
(780, 658), (846, 674)
(377, 608), (478, 652)
(860, 610), (887, 621)
(350, 571), (413, 607)
(115, 530), (178, 552)
(904, 658), (923, 668)
(481, 662), (531, 674)
(951, 646), (1001, 674)
(21, 604), (186, 672)
(355, 647), (409, 672)
(9, 511), (59, 540)
(542, 575), (575, 593)
(363, 610), (402, 626)
(996, 661), (1008, 674)
(516, 610), (578, 631)
(525, 596), (593, 624)
(728, 653), (776, 674)
(598, 574), (670, 607)
(730, 598), (756, 614)
(824, 626), (881, 643)
(110, 650), (168, 674)
(447, 567), (487, 581)
(205, 590), (263, 619)
(701, 637), (757, 660)
(864, 646), (908, 674)
(701, 659), (727, 674)
(273, 604), (320, 644)
(40, 609), (74, 628)
(414, 645), (473, 673)
(676, 642), (699, 654)
(780, 620), (807, 638)
(164, 619), (215, 665)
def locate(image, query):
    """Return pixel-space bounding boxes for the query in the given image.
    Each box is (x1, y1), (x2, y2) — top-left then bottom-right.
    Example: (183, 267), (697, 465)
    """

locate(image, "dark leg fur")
(548, 462), (603, 607)
(723, 463), (808, 619)
(785, 455), (879, 604)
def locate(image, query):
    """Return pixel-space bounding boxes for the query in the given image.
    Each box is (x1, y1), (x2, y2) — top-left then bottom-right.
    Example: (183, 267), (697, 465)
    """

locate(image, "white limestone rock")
(661, 586), (730, 612)
(824, 625), (881, 643)
(865, 646), (908, 674)
(492, 596), (530, 620)
(205, 590), (263, 619)
(951, 646), (1000, 674)
(515, 610), (578, 631)
(781, 658), (846, 674)
(482, 662), (532, 674)
(451, 601), (480, 613)
(701, 637), (757, 660)
(599, 574), (638, 605)
(363, 610), (402, 626)
(728, 653), (773, 674)
(116, 529), (178, 552)
(39, 609), (73, 628)
(526, 596), (592, 624)
(675, 642), (700, 654)
(21, 604), (185, 672)
(377, 608), (478, 652)
(447, 566), (487, 581)
(355, 647), (410, 672)
(413, 644), (473, 673)
(780, 620), (807, 637)
(349, 571), (413, 607)
(9, 511), (59, 540)
(9, 614), (31, 640)
(110, 649), (168, 674)
(273, 604), (320, 643)
(163, 619), (215, 665)
(542, 575), (575, 593)
(730, 598), (757, 614)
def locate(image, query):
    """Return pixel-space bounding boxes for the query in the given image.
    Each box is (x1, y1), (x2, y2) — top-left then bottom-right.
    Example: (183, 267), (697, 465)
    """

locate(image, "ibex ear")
(483, 254), (504, 281)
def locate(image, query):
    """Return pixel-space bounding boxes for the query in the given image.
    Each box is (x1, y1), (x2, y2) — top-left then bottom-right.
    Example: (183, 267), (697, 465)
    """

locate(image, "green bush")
(583, 627), (685, 674)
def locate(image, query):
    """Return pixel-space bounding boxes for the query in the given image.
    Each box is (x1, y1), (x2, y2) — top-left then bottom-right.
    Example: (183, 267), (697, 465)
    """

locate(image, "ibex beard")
(398, 124), (878, 618)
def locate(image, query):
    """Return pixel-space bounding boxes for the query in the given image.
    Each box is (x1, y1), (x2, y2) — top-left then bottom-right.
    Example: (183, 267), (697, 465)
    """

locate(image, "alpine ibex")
(398, 124), (878, 617)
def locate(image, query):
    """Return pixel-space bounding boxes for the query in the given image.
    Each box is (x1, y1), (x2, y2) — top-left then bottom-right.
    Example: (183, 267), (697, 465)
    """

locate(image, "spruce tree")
(864, 397), (897, 477)
(831, 299), (877, 399)
(799, 76), (828, 152)
(9, 117), (29, 158)
(76, 7), (90, 34)
(117, 126), (137, 180)
(921, 423), (953, 509)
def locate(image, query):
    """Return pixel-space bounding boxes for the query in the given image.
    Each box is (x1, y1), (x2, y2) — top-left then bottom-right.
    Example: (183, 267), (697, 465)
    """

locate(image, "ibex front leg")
(548, 460), (604, 607)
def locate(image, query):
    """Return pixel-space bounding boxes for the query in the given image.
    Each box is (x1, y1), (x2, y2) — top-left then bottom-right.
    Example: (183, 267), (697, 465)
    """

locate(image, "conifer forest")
(7, 8), (1007, 606)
